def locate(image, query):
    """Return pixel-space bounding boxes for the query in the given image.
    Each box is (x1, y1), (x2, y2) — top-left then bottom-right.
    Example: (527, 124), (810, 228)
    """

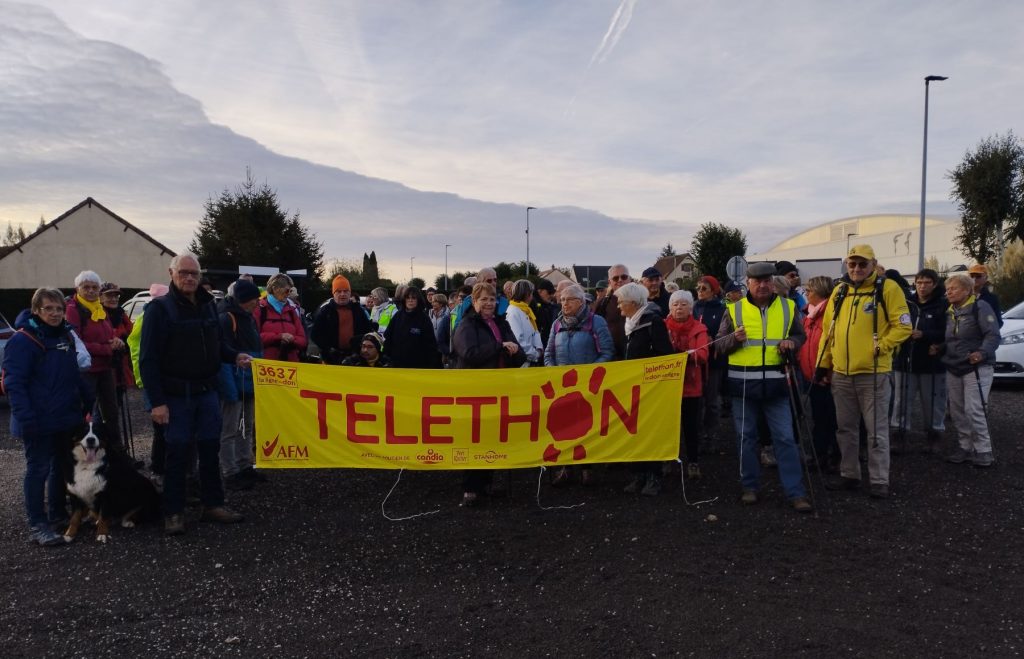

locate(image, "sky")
(2, 0), (1022, 282)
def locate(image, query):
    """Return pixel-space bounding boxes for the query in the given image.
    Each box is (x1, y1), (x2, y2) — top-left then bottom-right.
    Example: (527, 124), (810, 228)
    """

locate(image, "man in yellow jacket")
(816, 244), (912, 499)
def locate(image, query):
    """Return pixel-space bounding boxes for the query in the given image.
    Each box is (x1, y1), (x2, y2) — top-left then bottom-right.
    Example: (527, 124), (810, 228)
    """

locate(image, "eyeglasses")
(176, 269), (201, 279)
(847, 260), (870, 270)
(39, 306), (64, 314)
(696, 285), (710, 291)
(560, 297), (582, 305)
(610, 274), (630, 282)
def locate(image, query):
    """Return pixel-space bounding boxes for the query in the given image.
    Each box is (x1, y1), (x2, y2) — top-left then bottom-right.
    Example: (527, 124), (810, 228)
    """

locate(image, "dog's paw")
(96, 534), (109, 543)
(121, 520), (135, 528)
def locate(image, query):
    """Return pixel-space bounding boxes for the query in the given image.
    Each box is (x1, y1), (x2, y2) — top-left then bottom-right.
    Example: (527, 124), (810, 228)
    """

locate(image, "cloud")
(588, 0), (639, 67)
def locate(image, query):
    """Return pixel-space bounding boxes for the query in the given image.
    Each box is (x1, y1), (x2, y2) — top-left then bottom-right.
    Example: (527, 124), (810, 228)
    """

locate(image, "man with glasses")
(968, 264), (1003, 328)
(593, 264), (632, 358)
(816, 244), (911, 499)
(140, 253), (253, 535)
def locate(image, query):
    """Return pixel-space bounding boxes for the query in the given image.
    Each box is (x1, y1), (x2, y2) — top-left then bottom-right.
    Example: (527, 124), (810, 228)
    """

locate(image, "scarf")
(509, 300), (537, 330)
(267, 295), (286, 314)
(559, 304), (588, 330)
(623, 303), (650, 336)
(76, 293), (106, 322)
(664, 314), (696, 352)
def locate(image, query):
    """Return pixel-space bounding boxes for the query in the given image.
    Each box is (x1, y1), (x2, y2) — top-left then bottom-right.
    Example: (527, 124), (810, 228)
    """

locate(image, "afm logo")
(416, 448), (444, 464)
(261, 435), (309, 461)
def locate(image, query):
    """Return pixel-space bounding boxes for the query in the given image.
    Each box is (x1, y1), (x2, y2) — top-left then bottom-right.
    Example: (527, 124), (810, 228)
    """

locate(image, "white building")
(749, 214), (968, 279)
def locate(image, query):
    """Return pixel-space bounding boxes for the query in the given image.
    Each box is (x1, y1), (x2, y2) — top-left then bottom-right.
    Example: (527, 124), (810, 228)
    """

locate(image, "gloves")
(813, 367), (830, 384)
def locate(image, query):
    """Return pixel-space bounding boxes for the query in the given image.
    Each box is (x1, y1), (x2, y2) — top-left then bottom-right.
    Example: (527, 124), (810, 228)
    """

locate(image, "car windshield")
(1005, 301), (1024, 320)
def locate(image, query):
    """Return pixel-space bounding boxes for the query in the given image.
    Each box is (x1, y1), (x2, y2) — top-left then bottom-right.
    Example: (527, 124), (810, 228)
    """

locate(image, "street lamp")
(918, 75), (948, 271)
(525, 206), (537, 276)
(444, 244), (451, 291)
(410, 256), (415, 282)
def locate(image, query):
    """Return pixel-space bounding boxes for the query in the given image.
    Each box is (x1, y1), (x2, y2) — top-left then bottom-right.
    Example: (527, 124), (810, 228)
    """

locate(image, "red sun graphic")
(540, 366), (606, 463)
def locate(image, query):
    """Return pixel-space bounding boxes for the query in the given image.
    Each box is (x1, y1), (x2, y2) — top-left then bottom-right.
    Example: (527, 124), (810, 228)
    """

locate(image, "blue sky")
(2, 1), (1022, 280)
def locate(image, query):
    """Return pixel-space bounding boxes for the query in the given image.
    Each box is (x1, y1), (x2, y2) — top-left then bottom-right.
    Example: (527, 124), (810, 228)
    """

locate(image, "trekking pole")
(118, 386), (133, 459)
(972, 362), (989, 419)
(782, 351), (827, 514)
(896, 301), (920, 451)
(871, 279), (882, 450)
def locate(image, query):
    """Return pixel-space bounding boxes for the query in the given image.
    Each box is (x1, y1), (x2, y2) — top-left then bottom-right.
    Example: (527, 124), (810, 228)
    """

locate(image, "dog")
(62, 421), (161, 543)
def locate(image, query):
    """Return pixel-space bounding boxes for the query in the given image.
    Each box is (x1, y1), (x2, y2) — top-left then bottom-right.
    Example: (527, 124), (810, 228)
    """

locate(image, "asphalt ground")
(1, 383), (1022, 658)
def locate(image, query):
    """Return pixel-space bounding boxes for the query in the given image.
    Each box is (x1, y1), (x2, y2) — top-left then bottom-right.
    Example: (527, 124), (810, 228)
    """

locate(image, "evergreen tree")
(189, 169), (325, 282)
(659, 243), (676, 257)
(2, 221), (26, 246)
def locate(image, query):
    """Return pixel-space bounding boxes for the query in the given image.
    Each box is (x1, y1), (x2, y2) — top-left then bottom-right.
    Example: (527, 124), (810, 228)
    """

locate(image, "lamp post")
(918, 75), (948, 272)
(410, 256), (415, 282)
(444, 244), (451, 291)
(526, 206), (536, 276)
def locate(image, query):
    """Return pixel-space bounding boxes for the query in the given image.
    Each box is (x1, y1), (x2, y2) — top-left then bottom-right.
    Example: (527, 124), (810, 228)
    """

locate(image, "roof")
(652, 253), (694, 277)
(571, 265), (611, 285)
(0, 197), (175, 261)
(762, 213), (958, 253)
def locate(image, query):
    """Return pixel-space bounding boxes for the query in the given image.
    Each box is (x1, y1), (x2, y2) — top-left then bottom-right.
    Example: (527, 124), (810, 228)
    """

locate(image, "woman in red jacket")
(65, 270), (123, 450)
(256, 274), (308, 362)
(797, 276), (839, 472)
(99, 282), (135, 389)
(664, 290), (709, 479)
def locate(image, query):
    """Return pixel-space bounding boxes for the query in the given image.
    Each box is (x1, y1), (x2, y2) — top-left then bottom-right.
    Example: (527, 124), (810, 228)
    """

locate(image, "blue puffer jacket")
(544, 309), (615, 365)
(218, 297), (263, 402)
(3, 311), (90, 438)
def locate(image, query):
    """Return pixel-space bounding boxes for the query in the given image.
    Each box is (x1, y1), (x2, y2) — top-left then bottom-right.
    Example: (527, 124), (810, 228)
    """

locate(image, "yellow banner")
(253, 354), (686, 470)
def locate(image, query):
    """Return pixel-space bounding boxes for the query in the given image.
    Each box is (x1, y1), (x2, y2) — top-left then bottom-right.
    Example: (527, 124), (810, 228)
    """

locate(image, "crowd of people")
(2, 246), (1007, 545)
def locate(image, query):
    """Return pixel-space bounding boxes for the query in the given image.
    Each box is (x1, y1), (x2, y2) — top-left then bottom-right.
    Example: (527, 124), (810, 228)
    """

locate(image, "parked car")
(122, 292), (151, 321)
(994, 300), (1024, 381)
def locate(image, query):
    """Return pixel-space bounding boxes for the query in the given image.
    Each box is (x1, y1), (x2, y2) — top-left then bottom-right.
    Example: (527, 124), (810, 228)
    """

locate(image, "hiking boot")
(740, 489), (758, 505)
(200, 506), (244, 524)
(686, 463), (702, 480)
(30, 526), (66, 547)
(640, 474), (662, 497)
(225, 474), (255, 492)
(623, 477), (643, 494)
(972, 452), (994, 468)
(164, 514), (185, 536)
(791, 497), (813, 513)
(946, 447), (972, 464)
(760, 446), (777, 467)
(869, 484), (890, 499)
(825, 476), (861, 491)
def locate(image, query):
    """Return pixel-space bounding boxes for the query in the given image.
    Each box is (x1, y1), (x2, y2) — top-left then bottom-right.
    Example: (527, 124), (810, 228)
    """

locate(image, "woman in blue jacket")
(3, 288), (91, 547)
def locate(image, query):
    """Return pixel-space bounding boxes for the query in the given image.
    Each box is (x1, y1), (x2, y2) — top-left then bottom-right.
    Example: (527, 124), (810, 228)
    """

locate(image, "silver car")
(994, 300), (1024, 381)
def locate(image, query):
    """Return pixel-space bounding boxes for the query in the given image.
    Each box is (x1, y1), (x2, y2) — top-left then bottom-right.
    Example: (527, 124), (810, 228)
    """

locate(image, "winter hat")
(233, 279), (261, 304)
(362, 332), (384, 352)
(724, 280), (743, 294)
(775, 261), (798, 276)
(332, 275), (351, 293)
(99, 282), (121, 295)
(699, 275), (721, 294)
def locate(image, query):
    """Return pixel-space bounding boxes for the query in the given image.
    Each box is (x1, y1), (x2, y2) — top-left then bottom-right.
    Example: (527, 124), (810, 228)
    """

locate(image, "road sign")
(725, 256), (748, 283)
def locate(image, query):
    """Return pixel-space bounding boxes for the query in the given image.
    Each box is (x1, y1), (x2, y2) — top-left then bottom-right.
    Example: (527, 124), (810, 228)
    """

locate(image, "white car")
(994, 300), (1024, 381)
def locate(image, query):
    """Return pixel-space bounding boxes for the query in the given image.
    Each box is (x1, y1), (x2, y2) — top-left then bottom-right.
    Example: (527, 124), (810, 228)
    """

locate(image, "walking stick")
(783, 351), (827, 514)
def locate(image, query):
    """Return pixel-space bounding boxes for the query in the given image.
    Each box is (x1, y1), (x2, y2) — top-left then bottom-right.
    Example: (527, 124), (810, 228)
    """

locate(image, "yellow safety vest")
(726, 295), (794, 379)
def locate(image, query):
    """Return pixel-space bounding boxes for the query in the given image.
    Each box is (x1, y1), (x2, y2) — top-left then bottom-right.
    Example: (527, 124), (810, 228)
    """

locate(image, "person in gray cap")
(715, 261), (812, 512)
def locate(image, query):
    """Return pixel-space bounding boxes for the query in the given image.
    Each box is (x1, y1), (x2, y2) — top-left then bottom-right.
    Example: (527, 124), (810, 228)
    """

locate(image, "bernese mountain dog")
(62, 422), (161, 543)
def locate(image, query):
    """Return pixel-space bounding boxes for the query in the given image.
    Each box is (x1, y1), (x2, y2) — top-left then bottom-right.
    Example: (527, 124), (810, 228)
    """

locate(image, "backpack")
(551, 312), (602, 356)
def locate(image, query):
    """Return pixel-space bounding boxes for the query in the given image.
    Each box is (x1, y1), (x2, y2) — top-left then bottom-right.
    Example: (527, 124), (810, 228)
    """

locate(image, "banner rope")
(676, 458), (717, 506)
(535, 467), (586, 511)
(381, 469), (441, 522)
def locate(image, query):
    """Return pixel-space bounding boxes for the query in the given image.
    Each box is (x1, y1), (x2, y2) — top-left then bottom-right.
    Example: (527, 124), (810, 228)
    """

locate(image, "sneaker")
(640, 474), (662, 497)
(946, 447), (972, 464)
(972, 452), (994, 468)
(825, 476), (861, 491)
(164, 514), (185, 536)
(791, 497), (813, 513)
(225, 474), (255, 492)
(740, 489), (758, 505)
(200, 506), (244, 524)
(623, 477), (643, 494)
(869, 484), (890, 499)
(686, 463), (702, 480)
(760, 446), (777, 467)
(30, 526), (66, 547)
(239, 467), (268, 483)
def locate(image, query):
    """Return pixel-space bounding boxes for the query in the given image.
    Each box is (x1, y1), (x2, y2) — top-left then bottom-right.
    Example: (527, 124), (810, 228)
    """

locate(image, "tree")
(989, 239), (1024, 309)
(690, 222), (748, 283)
(325, 257), (394, 293)
(948, 131), (1024, 263)
(659, 243), (677, 258)
(409, 277), (426, 290)
(435, 271), (473, 291)
(2, 221), (27, 246)
(190, 170), (325, 283)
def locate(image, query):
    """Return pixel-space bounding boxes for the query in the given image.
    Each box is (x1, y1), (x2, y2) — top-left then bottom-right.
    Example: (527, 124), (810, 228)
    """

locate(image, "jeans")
(731, 395), (806, 499)
(807, 383), (838, 465)
(220, 397), (255, 477)
(702, 367), (724, 439)
(23, 428), (74, 528)
(163, 390), (224, 515)
(679, 397), (702, 463)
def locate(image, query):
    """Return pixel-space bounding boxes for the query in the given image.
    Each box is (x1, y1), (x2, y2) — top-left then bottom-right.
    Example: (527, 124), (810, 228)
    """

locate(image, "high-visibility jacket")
(726, 295), (795, 381)
(817, 273), (912, 375)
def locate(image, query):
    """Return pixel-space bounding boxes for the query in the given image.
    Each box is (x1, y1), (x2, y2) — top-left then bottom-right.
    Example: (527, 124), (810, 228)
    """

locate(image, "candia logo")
(261, 434), (309, 460)
(416, 448), (444, 464)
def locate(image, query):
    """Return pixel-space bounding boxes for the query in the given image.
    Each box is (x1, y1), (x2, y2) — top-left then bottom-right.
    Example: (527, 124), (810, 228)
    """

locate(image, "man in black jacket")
(311, 275), (373, 364)
(140, 254), (252, 535)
